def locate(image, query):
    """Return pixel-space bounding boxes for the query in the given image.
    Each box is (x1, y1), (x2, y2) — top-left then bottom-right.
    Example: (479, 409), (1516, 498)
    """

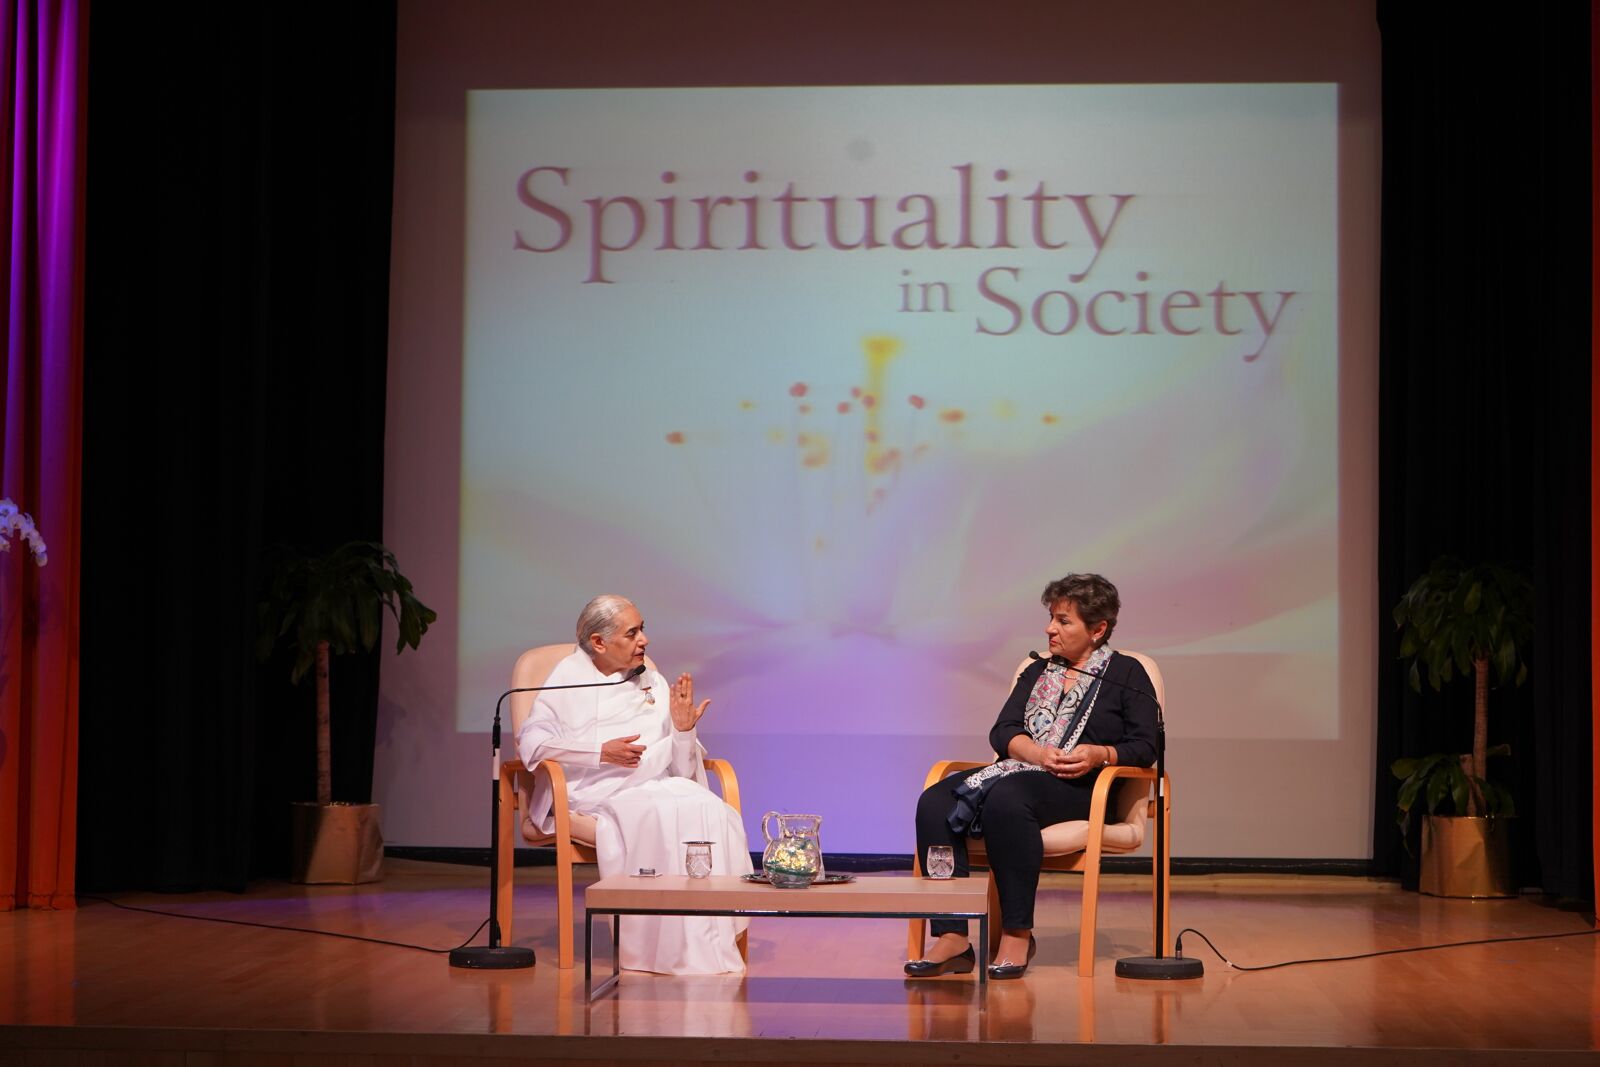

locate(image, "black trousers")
(915, 768), (1096, 935)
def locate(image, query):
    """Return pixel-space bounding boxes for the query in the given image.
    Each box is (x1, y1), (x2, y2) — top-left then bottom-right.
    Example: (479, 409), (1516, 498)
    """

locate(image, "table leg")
(977, 910), (989, 1010)
(586, 912), (622, 1001)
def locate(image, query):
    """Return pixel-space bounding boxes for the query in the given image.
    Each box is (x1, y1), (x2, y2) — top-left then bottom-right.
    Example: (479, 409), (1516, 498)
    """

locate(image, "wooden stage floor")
(3, 859), (1597, 1065)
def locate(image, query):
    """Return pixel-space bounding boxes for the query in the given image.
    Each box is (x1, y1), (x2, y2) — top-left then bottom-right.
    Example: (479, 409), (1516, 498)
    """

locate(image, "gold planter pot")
(1418, 814), (1514, 898)
(290, 802), (385, 884)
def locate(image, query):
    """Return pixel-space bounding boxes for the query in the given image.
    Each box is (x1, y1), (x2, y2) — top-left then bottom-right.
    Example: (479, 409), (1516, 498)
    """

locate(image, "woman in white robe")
(514, 596), (751, 974)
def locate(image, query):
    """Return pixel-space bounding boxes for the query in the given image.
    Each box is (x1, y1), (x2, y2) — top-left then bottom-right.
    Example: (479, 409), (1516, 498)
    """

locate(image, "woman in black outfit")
(906, 573), (1159, 980)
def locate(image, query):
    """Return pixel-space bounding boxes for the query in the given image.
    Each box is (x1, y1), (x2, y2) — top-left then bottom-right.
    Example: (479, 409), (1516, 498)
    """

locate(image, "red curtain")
(0, 0), (85, 911)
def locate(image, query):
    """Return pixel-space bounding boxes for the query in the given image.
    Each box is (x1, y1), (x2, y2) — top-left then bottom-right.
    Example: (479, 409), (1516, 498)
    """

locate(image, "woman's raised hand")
(670, 672), (711, 732)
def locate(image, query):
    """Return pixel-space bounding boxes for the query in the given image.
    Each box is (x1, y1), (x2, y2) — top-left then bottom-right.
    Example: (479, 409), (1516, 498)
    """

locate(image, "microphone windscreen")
(627, 664), (647, 679)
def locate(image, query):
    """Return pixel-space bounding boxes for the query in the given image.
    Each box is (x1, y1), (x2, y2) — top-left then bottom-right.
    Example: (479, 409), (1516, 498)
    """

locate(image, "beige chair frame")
(495, 643), (742, 969)
(907, 651), (1172, 977)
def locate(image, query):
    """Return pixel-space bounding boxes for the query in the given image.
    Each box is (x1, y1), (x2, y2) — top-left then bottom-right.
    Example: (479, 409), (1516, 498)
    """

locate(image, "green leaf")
(1420, 753), (1451, 778)
(359, 597), (380, 652)
(1448, 767), (1470, 816)
(1425, 770), (1450, 813)
(1396, 774), (1424, 813)
(291, 646), (314, 684)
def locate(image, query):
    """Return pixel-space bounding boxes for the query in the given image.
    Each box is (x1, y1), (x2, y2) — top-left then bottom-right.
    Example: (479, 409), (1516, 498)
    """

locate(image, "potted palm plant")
(1391, 557), (1531, 897)
(258, 541), (436, 883)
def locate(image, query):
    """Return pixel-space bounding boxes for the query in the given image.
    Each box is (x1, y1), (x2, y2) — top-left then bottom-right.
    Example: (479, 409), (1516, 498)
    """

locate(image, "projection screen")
(378, 0), (1380, 859)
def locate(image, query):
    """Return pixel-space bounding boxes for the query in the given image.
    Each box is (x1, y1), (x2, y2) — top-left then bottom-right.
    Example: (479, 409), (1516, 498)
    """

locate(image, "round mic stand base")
(449, 945), (536, 970)
(1115, 954), (1203, 980)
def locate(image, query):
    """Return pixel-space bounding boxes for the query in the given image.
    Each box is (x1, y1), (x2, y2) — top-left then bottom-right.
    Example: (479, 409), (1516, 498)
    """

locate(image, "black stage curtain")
(1375, 2), (1592, 898)
(71, 1), (1592, 897)
(77, 3), (397, 891)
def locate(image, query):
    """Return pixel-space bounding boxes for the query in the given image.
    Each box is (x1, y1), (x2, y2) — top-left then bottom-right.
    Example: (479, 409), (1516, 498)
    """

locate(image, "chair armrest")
(704, 757), (741, 814)
(535, 758), (572, 790)
(499, 760), (525, 822)
(499, 758), (524, 819)
(534, 759), (576, 844)
(1086, 764), (1156, 824)
(924, 759), (987, 791)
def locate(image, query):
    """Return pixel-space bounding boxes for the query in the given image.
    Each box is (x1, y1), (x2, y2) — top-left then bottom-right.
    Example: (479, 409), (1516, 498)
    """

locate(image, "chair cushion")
(567, 811), (598, 846)
(522, 810), (598, 848)
(1040, 815), (1144, 855)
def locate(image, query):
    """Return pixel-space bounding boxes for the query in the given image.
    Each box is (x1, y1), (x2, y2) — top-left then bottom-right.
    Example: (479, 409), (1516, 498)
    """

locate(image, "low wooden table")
(584, 873), (992, 1001)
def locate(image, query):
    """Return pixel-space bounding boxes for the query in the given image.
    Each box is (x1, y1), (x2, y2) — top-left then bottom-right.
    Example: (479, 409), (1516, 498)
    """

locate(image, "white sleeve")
(515, 694), (601, 768)
(668, 725), (702, 778)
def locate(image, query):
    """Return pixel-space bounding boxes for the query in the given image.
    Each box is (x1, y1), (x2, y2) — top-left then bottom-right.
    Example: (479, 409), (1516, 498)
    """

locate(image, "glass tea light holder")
(684, 841), (714, 879)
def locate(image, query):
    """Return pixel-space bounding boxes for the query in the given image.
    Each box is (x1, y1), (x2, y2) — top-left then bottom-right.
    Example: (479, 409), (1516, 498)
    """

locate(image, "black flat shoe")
(904, 945), (976, 977)
(987, 936), (1038, 980)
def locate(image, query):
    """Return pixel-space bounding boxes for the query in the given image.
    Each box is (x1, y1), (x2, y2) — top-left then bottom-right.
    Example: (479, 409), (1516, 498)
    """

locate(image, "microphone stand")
(449, 665), (646, 970)
(1035, 652), (1202, 980)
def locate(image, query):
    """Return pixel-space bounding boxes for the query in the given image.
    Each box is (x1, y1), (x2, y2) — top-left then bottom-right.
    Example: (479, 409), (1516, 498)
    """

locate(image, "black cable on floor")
(78, 894), (490, 955)
(1176, 924), (1600, 972)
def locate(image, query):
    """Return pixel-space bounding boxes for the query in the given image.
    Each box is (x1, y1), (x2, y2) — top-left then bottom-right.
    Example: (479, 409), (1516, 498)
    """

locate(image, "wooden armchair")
(494, 643), (742, 969)
(907, 651), (1171, 977)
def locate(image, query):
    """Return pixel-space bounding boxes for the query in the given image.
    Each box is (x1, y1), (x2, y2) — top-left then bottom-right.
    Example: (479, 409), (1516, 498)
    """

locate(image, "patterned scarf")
(946, 645), (1113, 836)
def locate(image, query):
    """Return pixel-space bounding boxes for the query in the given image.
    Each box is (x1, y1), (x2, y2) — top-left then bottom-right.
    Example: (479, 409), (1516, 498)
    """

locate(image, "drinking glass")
(684, 841), (714, 879)
(926, 845), (955, 879)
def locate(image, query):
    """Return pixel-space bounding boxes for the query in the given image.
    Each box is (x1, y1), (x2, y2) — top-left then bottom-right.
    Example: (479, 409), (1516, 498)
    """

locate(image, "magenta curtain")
(0, 0), (84, 911)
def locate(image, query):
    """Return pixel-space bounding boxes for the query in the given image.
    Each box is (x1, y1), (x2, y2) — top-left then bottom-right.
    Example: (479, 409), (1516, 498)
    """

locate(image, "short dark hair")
(1040, 573), (1120, 645)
